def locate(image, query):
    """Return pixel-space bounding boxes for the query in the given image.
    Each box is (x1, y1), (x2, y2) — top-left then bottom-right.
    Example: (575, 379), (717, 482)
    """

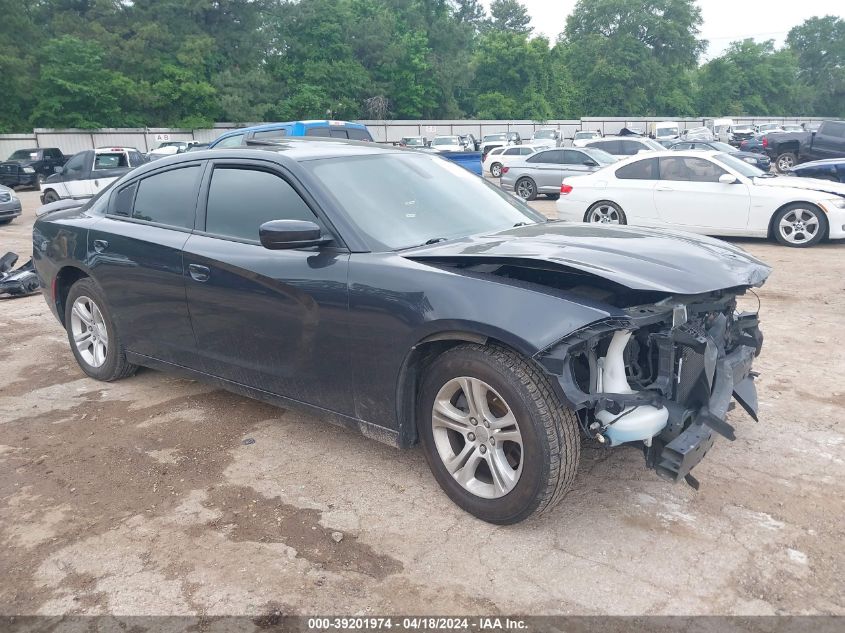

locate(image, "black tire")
(0, 219), (12, 225)
(584, 200), (626, 225)
(418, 343), (579, 524)
(35, 173), (45, 189)
(775, 151), (797, 173)
(64, 277), (137, 381)
(546, 193), (560, 200)
(42, 189), (60, 204)
(515, 177), (538, 201)
(771, 203), (827, 248)
(490, 162), (503, 178)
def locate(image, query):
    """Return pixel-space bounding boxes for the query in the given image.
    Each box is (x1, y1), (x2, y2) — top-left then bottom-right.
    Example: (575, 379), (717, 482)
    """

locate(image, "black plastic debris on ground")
(0, 252), (40, 299)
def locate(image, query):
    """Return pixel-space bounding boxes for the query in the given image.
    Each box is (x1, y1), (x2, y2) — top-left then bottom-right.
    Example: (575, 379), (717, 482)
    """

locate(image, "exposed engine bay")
(536, 288), (764, 488)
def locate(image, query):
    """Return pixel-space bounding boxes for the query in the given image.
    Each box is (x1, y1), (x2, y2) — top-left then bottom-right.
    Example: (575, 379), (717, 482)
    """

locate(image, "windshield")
(403, 138), (424, 146)
(9, 149), (38, 160)
(655, 127), (678, 136)
(574, 132), (597, 139)
(432, 137), (460, 146)
(305, 153), (544, 251)
(713, 152), (765, 178)
(533, 130), (557, 139)
(483, 134), (507, 142)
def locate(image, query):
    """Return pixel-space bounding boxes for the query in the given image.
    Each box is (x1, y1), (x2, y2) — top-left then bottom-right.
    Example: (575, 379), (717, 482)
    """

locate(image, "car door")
(524, 150), (565, 192)
(609, 158), (661, 224)
(61, 151), (95, 198)
(87, 163), (202, 366)
(181, 160), (354, 415)
(654, 156), (750, 233)
(561, 149), (598, 180)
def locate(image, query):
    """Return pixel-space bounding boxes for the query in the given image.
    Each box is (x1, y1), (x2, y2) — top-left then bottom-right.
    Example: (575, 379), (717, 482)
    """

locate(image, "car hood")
(1, 159), (35, 167)
(403, 222), (771, 295)
(752, 175), (845, 197)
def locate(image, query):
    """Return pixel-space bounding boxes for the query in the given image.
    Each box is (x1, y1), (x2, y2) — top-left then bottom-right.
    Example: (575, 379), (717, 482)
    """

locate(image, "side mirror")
(719, 174), (738, 184)
(55, 166), (64, 175)
(259, 220), (331, 250)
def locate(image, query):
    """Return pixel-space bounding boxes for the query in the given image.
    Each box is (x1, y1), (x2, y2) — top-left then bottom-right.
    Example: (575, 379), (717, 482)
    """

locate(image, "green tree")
(488, 0), (532, 34)
(787, 16), (845, 117)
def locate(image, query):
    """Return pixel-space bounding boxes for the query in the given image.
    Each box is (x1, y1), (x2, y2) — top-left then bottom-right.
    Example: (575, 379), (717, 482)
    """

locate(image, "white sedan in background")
(482, 145), (539, 177)
(555, 150), (845, 247)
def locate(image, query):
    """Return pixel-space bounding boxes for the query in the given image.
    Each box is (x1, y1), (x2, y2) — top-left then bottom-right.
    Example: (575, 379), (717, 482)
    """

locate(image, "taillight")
(762, 137), (768, 148)
(561, 184), (573, 194)
(501, 167), (509, 174)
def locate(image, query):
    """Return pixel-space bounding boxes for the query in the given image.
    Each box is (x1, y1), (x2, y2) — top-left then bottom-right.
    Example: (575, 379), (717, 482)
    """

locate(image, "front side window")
(132, 166), (200, 228)
(528, 150), (563, 164)
(129, 151), (146, 166)
(616, 158), (658, 180)
(63, 152), (88, 177)
(660, 156), (727, 183)
(563, 150), (588, 165)
(205, 168), (317, 242)
(215, 134), (244, 148)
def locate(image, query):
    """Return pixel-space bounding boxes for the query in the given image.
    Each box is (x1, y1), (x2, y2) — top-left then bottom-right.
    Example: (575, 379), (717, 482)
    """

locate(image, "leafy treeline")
(1, 0), (843, 132)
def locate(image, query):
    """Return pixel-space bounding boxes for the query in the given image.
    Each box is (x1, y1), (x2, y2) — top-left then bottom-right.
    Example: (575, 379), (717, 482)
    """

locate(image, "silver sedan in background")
(500, 147), (617, 201)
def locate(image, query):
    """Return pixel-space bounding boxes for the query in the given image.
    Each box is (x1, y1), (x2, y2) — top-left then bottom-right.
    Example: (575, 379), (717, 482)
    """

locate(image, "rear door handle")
(188, 264), (210, 282)
(93, 239), (108, 253)
(655, 186), (674, 191)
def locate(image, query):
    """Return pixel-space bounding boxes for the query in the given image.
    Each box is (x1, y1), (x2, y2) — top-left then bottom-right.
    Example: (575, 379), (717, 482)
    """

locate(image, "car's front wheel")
(65, 277), (137, 381)
(585, 201), (626, 224)
(772, 203), (827, 247)
(418, 343), (579, 524)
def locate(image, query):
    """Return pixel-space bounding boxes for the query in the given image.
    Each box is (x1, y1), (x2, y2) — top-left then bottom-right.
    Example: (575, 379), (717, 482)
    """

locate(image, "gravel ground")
(1, 189), (843, 617)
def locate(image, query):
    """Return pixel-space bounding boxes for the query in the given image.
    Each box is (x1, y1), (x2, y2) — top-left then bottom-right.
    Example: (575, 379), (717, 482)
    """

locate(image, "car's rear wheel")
(585, 201), (626, 224)
(775, 151), (797, 173)
(418, 343), (579, 524)
(42, 189), (60, 204)
(515, 177), (537, 201)
(65, 278), (137, 381)
(773, 203), (827, 247)
(490, 162), (503, 178)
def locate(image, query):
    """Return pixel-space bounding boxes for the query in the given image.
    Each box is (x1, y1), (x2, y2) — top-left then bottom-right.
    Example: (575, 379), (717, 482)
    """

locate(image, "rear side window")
(660, 156), (726, 183)
(563, 150), (588, 165)
(306, 127), (331, 137)
(215, 134), (244, 148)
(616, 158), (658, 180)
(204, 168), (317, 242)
(347, 128), (373, 141)
(503, 148), (521, 156)
(820, 121), (845, 137)
(132, 166), (201, 228)
(113, 182), (138, 217)
(253, 129), (288, 140)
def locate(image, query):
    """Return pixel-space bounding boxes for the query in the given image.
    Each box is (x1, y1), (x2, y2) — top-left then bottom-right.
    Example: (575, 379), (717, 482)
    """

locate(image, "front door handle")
(655, 186), (674, 192)
(188, 264), (210, 282)
(93, 239), (109, 253)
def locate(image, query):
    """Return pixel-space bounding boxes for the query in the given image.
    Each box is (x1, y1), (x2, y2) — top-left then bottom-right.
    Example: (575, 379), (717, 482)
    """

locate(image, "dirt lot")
(1, 190), (843, 617)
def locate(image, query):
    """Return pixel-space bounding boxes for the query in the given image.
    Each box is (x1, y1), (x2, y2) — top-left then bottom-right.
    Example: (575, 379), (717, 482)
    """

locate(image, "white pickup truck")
(40, 147), (148, 203)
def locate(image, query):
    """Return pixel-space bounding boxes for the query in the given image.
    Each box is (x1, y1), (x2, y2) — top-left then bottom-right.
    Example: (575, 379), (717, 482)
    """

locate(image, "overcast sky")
(485, 0), (845, 60)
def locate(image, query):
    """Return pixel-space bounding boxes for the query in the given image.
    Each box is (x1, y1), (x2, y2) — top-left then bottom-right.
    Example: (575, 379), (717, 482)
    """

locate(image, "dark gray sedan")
(0, 185), (22, 224)
(500, 147), (617, 200)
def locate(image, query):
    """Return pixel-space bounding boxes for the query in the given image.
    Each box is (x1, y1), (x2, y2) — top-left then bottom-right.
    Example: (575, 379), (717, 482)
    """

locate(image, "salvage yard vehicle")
(728, 124), (756, 147)
(572, 131), (602, 147)
(500, 147), (617, 201)
(583, 136), (664, 158)
(0, 147), (67, 189)
(556, 150), (845, 247)
(209, 120), (374, 148)
(479, 132), (521, 157)
(33, 139), (769, 524)
(530, 129), (563, 149)
(399, 136), (427, 148)
(0, 185), (22, 224)
(148, 140), (197, 159)
(482, 145), (539, 177)
(788, 158), (845, 183)
(40, 147), (148, 204)
(430, 136), (467, 152)
(765, 120), (845, 173)
(669, 140), (771, 171)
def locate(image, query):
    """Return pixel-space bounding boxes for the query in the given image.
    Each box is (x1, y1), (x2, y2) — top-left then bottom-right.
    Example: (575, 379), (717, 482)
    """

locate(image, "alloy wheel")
(516, 179), (535, 199)
(70, 296), (109, 368)
(431, 377), (523, 499)
(588, 204), (621, 224)
(777, 154), (795, 171)
(778, 207), (820, 245)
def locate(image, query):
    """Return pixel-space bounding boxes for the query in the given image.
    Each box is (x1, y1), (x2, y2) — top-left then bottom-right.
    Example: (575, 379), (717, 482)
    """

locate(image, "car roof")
(95, 147), (137, 152)
(587, 136), (651, 141)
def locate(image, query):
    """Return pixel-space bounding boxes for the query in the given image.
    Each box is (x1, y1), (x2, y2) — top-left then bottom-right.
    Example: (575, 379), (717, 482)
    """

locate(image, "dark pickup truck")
(765, 120), (845, 173)
(0, 148), (67, 189)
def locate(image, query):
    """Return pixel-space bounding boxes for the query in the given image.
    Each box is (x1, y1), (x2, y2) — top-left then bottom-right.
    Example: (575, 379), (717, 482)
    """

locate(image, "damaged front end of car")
(536, 289), (764, 488)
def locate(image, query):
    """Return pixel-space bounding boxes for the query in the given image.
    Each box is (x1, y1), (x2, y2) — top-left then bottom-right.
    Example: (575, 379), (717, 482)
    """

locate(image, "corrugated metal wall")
(0, 117), (831, 157)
